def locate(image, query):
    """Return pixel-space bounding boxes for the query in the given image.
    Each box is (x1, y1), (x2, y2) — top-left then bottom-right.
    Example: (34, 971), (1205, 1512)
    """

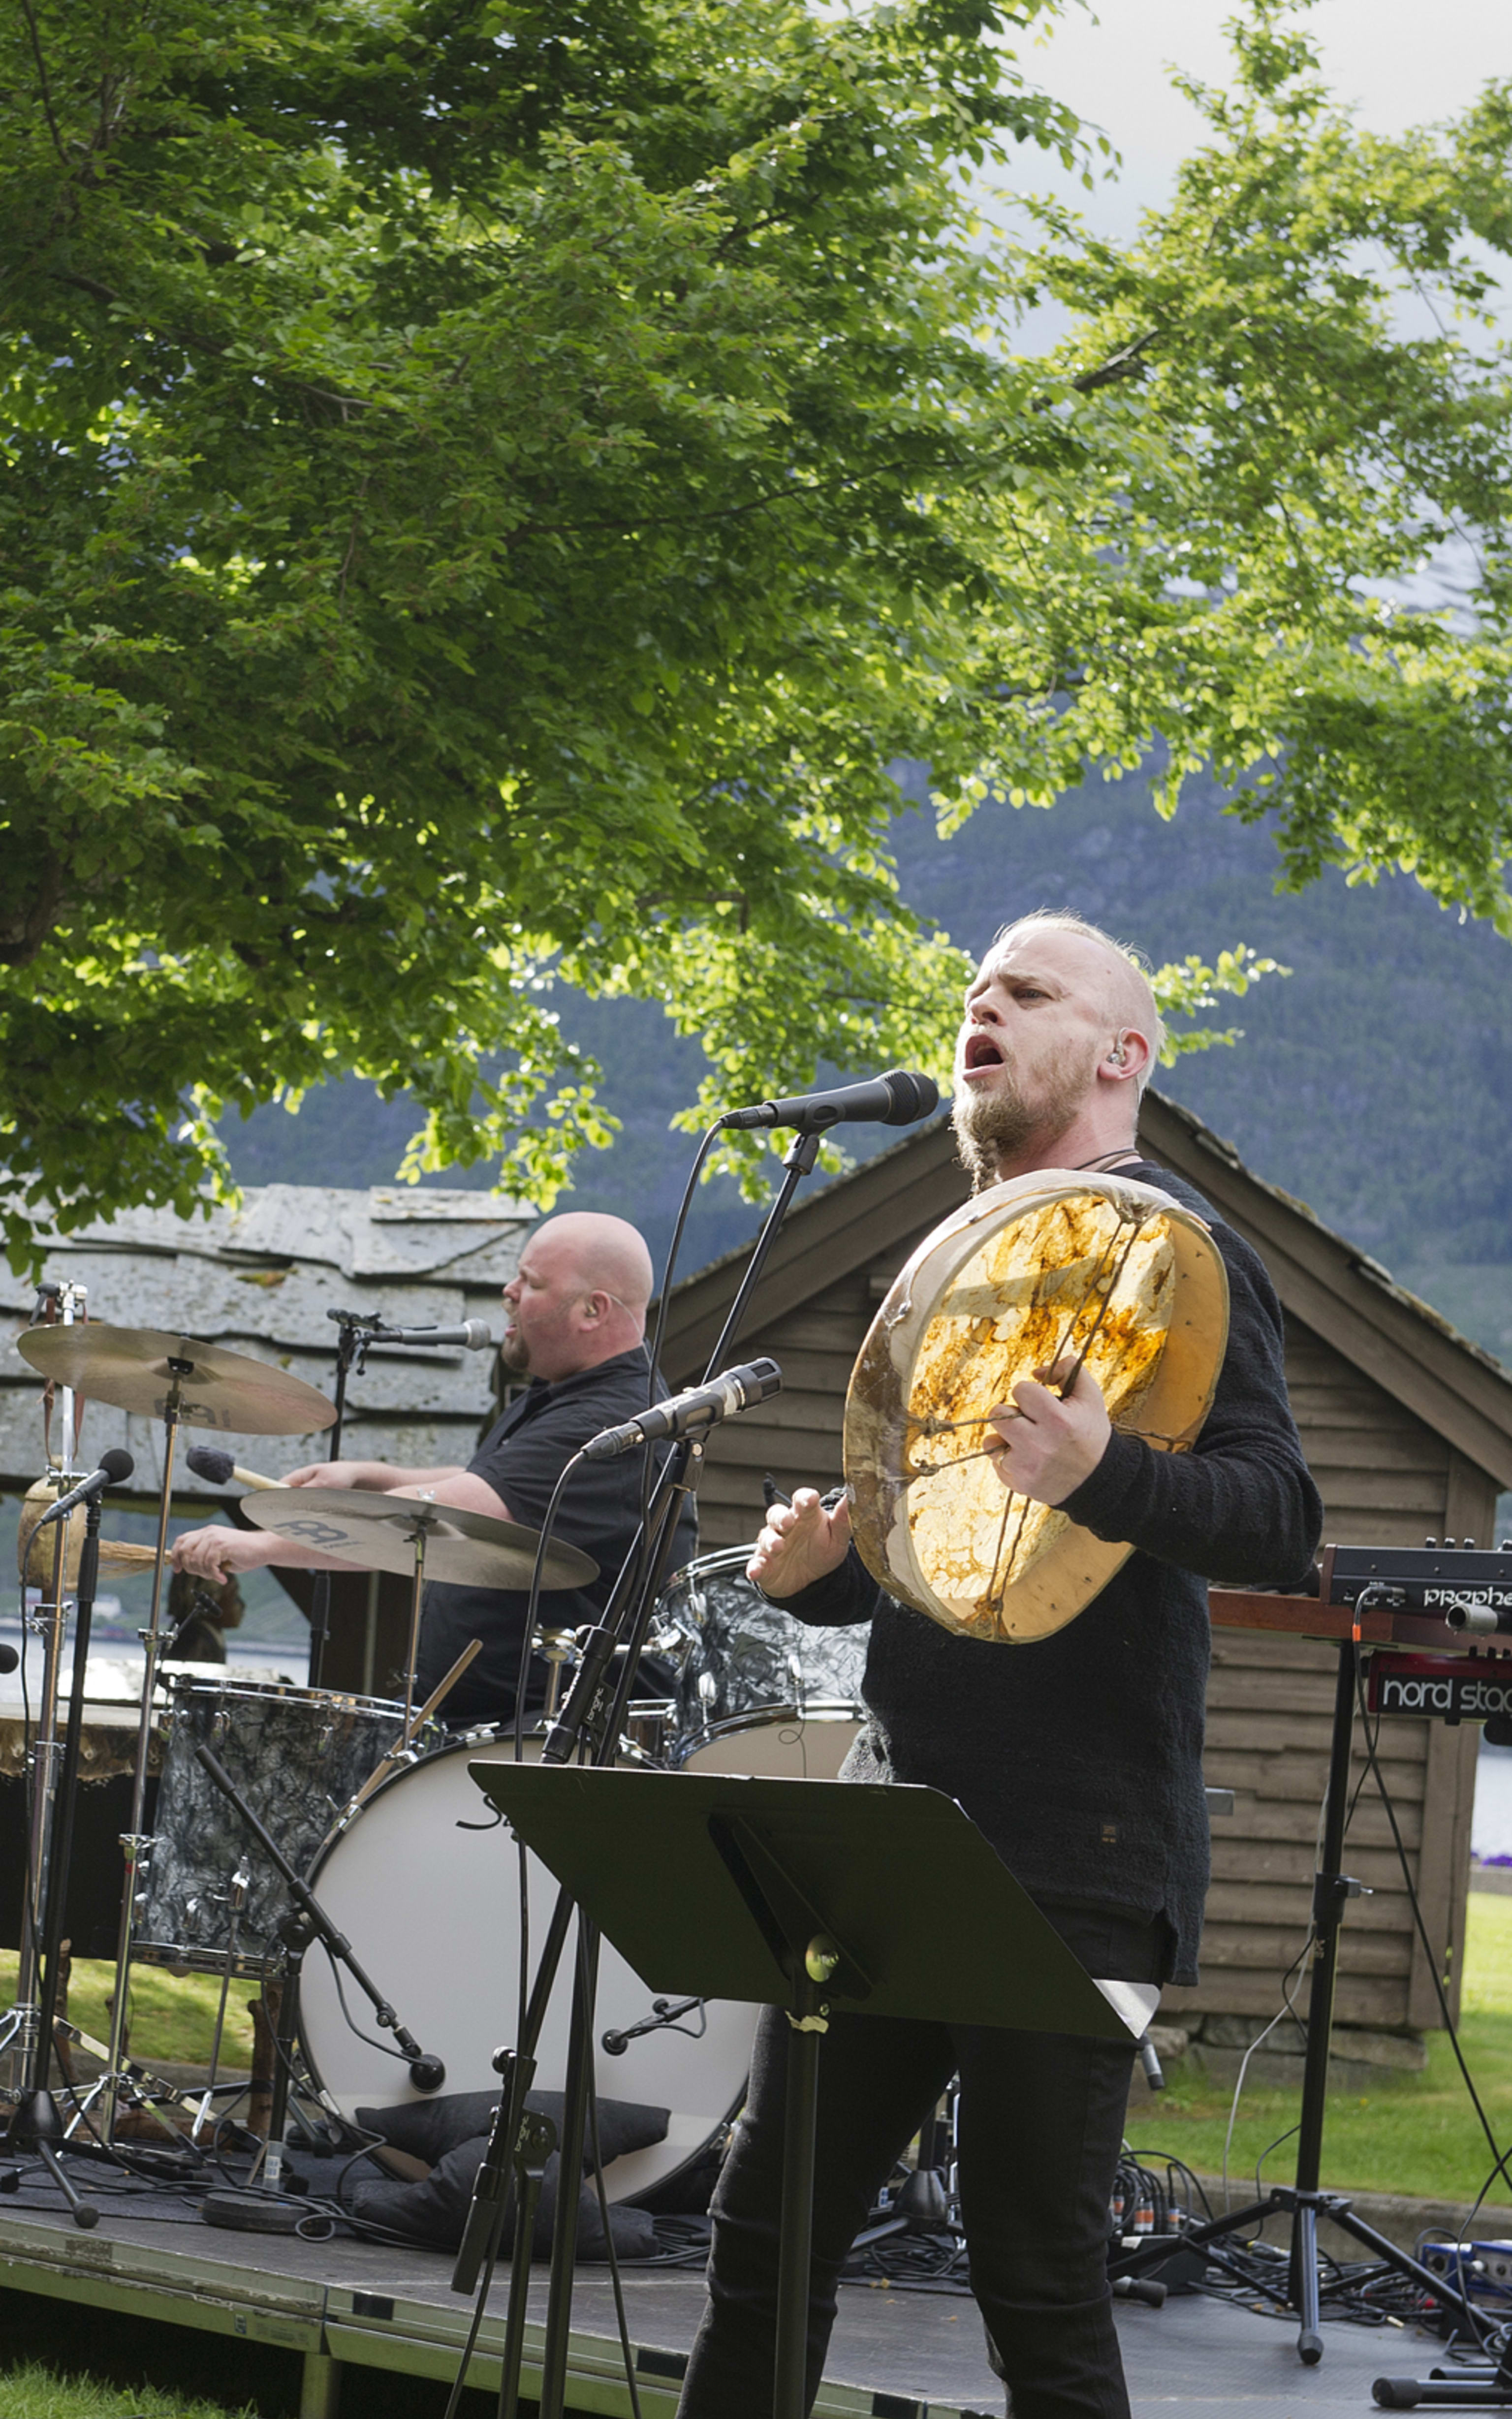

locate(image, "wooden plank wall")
(673, 1202), (1488, 2035)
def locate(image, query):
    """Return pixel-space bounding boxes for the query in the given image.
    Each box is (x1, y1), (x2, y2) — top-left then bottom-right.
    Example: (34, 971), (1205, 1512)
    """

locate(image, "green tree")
(961, 9), (1512, 915)
(1, 0), (1508, 1268)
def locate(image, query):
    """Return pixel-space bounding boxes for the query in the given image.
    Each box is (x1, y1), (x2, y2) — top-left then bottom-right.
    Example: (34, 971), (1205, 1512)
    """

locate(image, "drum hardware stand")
(5, 1486), (110, 2223)
(97, 1361), (196, 2144)
(1, 1280), (87, 2099)
(600, 1994), (705, 2058)
(852, 2089), (962, 2253)
(189, 1862), (251, 2145)
(259, 1912), (318, 2189)
(190, 1739), (446, 2118)
(1124, 1556), (1484, 2364)
(455, 1127), (823, 2419)
(399, 1515), (430, 1730)
(538, 1627), (577, 1722)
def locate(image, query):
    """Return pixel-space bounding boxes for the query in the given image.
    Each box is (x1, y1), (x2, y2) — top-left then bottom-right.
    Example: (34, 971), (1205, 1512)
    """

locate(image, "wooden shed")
(662, 1094), (1512, 2042)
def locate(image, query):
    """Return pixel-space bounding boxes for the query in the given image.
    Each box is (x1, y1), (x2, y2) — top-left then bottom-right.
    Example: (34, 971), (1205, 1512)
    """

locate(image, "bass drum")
(297, 1733), (757, 2204)
(662, 1547), (867, 1780)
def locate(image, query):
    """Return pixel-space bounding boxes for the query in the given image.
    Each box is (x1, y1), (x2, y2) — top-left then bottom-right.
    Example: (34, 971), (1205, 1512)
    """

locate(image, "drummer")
(171, 1212), (697, 1728)
(675, 913), (1323, 2419)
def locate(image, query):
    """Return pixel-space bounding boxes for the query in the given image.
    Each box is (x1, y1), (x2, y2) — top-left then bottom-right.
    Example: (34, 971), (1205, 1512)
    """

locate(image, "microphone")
(33, 1449), (135, 1530)
(186, 1446), (282, 1491)
(327, 1316), (494, 1351)
(581, 1360), (782, 1461)
(0, 1643), (19, 1675)
(719, 1069), (939, 1135)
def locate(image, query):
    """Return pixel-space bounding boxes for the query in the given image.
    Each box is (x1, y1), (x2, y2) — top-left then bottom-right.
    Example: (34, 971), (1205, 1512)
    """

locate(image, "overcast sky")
(1007, 0), (1508, 231)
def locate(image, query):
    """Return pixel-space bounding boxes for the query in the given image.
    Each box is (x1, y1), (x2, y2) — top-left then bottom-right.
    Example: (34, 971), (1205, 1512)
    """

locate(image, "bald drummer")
(172, 1213), (697, 1727)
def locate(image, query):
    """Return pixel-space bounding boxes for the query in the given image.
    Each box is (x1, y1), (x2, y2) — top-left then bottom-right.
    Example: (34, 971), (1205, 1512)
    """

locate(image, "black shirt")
(775, 1161), (1322, 1985)
(414, 1346), (699, 1728)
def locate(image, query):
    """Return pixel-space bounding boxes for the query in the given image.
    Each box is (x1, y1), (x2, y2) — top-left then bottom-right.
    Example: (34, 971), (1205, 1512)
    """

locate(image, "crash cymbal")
(15, 1323), (338, 1438)
(240, 1487), (598, 1593)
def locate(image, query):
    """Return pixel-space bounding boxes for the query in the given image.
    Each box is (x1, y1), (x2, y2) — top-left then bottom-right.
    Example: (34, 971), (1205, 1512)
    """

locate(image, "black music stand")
(470, 1764), (1154, 2419)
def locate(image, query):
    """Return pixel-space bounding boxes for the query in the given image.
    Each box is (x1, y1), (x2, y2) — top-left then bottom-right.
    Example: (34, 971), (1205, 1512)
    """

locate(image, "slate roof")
(0, 1188), (533, 1496)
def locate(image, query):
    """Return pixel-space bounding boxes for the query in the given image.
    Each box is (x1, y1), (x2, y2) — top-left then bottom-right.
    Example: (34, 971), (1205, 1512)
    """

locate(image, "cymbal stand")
(190, 1863), (250, 2145)
(6, 1488), (109, 2224)
(457, 1127), (822, 2419)
(400, 1515), (428, 1731)
(1, 1279), (87, 2100)
(97, 1369), (189, 2145)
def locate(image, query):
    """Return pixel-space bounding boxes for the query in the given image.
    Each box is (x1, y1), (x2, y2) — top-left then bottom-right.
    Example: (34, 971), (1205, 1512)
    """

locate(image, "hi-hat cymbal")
(16, 1323), (338, 1438)
(240, 1487), (598, 1593)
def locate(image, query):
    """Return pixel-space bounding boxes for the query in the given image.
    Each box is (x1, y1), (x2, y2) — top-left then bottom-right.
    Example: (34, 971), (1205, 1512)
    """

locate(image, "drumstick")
(184, 1445), (282, 1491)
(401, 1635), (483, 1740)
(343, 1639), (484, 1820)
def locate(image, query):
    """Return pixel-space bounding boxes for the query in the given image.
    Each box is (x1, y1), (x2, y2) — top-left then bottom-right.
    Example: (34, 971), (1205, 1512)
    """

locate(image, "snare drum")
(135, 1678), (410, 1975)
(660, 1547), (868, 1780)
(296, 1733), (756, 2202)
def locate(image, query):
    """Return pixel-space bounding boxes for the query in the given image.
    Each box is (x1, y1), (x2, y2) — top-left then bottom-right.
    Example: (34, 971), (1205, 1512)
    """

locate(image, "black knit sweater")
(777, 1160), (1323, 1984)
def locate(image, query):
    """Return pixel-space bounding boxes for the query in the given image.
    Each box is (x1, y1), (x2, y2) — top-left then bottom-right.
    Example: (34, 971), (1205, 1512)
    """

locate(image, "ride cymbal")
(240, 1487), (598, 1593)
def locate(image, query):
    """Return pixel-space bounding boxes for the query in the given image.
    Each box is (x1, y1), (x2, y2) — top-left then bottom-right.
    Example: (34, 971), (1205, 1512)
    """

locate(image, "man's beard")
(951, 1051), (1097, 1192)
(500, 1329), (531, 1376)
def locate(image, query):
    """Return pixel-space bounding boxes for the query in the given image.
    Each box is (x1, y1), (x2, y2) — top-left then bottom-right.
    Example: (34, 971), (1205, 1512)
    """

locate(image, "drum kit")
(0, 1299), (874, 2212)
(3, 1167), (1228, 2240)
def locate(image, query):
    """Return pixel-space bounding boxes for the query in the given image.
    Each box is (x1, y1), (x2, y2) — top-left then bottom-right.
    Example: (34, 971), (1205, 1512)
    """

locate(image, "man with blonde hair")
(676, 916), (1321, 2419)
(173, 1211), (696, 1725)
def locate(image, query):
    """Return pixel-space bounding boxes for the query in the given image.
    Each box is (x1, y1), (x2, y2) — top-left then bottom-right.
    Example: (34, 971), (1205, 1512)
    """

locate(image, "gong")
(844, 1170), (1229, 1644)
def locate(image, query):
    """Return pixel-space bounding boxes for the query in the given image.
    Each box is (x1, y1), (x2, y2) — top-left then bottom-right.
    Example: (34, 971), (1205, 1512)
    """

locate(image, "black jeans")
(676, 1904), (1167, 2419)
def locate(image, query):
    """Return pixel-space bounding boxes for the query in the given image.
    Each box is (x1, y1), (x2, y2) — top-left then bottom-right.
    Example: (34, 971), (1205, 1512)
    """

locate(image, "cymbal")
(239, 1487), (599, 1593)
(16, 1323), (338, 1438)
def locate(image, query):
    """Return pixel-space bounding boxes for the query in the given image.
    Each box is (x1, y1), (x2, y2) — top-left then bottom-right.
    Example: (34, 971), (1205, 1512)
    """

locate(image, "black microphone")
(581, 1361), (783, 1461)
(33, 1449), (135, 1529)
(327, 1315), (493, 1351)
(0, 1643), (19, 1675)
(719, 1068), (939, 1134)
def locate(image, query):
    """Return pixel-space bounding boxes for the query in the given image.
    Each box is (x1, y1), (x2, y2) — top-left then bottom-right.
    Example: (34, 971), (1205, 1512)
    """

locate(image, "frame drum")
(846, 1169), (1228, 1644)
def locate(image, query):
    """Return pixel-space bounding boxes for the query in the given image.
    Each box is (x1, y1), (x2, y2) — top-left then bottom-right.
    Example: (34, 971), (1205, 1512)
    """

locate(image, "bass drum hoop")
(297, 1729), (755, 2207)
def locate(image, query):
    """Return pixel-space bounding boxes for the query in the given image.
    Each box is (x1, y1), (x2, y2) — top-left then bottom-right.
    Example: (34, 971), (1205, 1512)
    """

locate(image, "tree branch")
(18, 0), (68, 169)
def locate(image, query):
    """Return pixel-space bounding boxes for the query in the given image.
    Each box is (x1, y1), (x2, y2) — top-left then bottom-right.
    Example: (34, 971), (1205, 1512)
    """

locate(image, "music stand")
(471, 1764), (1156, 2419)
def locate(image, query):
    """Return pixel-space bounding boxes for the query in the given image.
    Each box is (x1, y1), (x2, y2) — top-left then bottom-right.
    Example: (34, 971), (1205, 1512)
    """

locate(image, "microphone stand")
(457, 1128), (823, 2419)
(309, 1316), (377, 1688)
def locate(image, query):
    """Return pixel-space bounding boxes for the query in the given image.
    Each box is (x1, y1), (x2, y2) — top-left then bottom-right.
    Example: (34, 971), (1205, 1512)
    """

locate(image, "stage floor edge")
(0, 2193), (1440, 2415)
(0, 2200), (1004, 2418)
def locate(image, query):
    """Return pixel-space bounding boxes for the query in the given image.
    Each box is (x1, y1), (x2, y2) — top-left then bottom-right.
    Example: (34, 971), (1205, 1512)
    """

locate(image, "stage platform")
(0, 2184), (1460, 2416)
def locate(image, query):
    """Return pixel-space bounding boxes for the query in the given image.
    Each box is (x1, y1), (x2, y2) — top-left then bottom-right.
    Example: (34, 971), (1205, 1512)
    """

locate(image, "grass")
(0, 2363), (255, 2419)
(5, 1884), (1512, 2216)
(1130, 1893), (1512, 2208)
(0, 1953), (258, 2070)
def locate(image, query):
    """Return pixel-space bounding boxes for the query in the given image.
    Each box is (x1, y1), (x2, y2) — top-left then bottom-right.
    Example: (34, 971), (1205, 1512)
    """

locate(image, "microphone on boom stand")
(719, 1068), (939, 1135)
